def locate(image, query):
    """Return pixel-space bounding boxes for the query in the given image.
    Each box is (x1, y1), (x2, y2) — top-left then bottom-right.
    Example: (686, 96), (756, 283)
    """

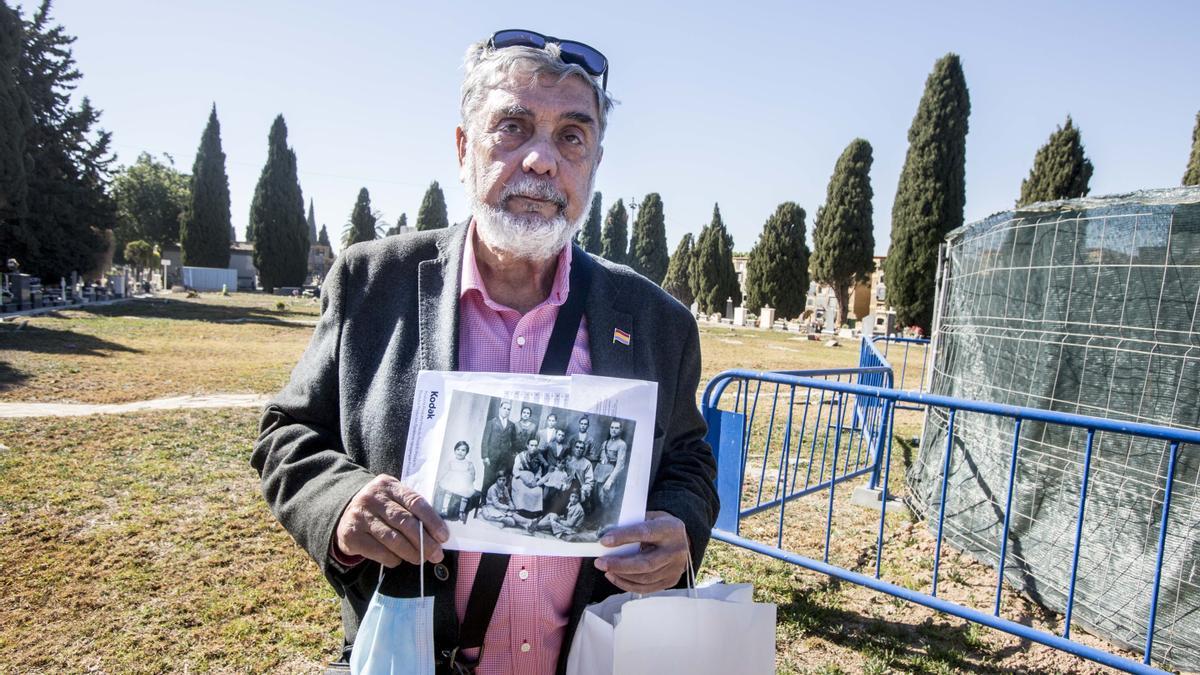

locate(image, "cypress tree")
(317, 224), (330, 247)
(6, 1), (115, 280)
(629, 193), (669, 284)
(694, 203), (741, 315)
(384, 212), (408, 236)
(746, 202), (811, 318)
(577, 192), (603, 254)
(249, 115), (308, 291)
(416, 181), (449, 230)
(1017, 116), (1093, 206)
(600, 199), (628, 264)
(885, 53), (970, 334)
(1182, 111), (1199, 186)
(306, 198), (317, 244)
(344, 188), (378, 247)
(811, 139), (875, 326)
(182, 104), (232, 267)
(661, 233), (695, 307)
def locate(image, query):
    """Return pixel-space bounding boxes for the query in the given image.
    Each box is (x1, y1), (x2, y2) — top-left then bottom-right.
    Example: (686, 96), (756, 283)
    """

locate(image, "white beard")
(464, 153), (593, 261)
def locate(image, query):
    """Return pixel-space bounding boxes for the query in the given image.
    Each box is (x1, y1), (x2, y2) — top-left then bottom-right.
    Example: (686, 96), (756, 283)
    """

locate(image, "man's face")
(579, 417), (589, 432)
(609, 421), (621, 438)
(499, 402), (511, 419)
(457, 71), (602, 255)
(555, 429), (566, 443)
(547, 414), (557, 429)
(527, 438), (540, 454)
(572, 440), (585, 457)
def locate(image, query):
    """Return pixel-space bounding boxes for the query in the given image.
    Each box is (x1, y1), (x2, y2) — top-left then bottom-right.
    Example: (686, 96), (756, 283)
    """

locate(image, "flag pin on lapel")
(613, 328), (631, 346)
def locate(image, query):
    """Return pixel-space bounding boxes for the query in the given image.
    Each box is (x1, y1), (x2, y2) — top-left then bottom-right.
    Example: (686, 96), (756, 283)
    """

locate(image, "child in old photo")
(435, 440), (478, 522)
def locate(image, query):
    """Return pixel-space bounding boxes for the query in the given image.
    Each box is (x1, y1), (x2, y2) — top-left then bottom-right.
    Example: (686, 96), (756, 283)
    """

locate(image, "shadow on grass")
(0, 358), (29, 392)
(76, 297), (317, 327)
(0, 323), (140, 357)
(778, 577), (1048, 674)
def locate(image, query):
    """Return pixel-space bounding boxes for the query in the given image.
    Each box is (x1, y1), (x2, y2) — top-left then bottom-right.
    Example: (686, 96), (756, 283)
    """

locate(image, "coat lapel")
(581, 251), (635, 379)
(417, 223), (469, 373)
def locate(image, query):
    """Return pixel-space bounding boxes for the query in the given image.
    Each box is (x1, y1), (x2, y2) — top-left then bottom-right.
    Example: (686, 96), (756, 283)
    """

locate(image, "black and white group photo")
(432, 391), (636, 546)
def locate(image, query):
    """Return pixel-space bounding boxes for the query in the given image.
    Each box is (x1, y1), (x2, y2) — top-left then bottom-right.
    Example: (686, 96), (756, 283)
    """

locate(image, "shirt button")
(516, 336), (526, 347)
(520, 642), (531, 653)
(518, 569), (529, 580)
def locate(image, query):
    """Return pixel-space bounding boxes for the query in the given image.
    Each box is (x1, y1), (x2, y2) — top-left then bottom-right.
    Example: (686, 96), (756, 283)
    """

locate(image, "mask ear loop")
(418, 525), (426, 598)
(372, 525), (427, 597)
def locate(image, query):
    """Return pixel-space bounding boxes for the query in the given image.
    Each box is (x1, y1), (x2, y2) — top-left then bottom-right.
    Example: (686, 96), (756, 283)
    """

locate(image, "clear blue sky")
(53, 0), (1199, 255)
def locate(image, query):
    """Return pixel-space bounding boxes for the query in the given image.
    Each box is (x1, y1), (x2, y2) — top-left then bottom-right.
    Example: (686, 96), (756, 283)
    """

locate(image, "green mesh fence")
(908, 188), (1200, 670)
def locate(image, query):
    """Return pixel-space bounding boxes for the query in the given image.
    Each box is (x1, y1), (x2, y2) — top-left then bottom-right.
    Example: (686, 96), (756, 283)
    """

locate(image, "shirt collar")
(460, 220), (573, 311)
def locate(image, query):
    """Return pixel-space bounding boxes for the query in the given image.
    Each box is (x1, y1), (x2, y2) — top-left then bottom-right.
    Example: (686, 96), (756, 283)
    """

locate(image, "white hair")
(461, 39), (614, 139)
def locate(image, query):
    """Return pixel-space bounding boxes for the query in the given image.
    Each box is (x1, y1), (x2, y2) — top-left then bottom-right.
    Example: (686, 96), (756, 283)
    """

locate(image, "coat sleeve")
(645, 318), (720, 573)
(250, 253), (375, 588)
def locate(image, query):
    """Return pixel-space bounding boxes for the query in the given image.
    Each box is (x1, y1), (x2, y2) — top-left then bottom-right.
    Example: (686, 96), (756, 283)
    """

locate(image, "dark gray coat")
(251, 223), (718, 672)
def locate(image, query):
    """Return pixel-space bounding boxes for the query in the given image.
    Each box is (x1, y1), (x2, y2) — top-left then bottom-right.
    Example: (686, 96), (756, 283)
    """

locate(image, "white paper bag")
(566, 583), (776, 675)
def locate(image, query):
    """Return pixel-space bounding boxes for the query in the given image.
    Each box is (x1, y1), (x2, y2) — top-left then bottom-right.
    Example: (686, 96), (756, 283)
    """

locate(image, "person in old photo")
(252, 29), (718, 674)
(480, 399), (517, 494)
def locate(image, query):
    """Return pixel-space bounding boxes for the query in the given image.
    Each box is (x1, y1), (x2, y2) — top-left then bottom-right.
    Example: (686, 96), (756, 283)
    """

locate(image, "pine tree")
(306, 198), (317, 244)
(344, 188), (378, 247)
(249, 115), (308, 291)
(577, 192), (603, 254)
(182, 104), (232, 267)
(1182, 111), (1200, 186)
(746, 202), (811, 319)
(416, 181), (449, 230)
(5, 1), (115, 280)
(811, 139), (875, 326)
(0, 2), (29, 224)
(885, 53), (970, 334)
(694, 203), (741, 315)
(661, 233), (695, 307)
(317, 224), (330, 247)
(600, 199), (628, 263)
(629, 193), (669, 284)
(1017, 116), (1093, 206)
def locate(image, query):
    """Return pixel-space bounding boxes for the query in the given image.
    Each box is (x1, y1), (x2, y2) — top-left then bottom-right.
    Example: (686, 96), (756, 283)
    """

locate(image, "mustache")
(500, 175), (567, 211)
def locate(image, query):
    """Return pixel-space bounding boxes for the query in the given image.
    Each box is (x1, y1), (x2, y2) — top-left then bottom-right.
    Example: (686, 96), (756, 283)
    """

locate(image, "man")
(537, 412), (560, 447)
(540, 426), (570, 464)
(252, 30), (717, 674)
(594, 420), (629, 524)
(573, 415), (595, 462)
(565, 438), (596, 504)
(480, 400), (517, 494)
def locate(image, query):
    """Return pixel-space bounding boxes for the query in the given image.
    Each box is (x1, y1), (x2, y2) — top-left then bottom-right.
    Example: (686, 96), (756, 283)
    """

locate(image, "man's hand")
(594, 511), (689, 593)
(335, 474), (450, 567)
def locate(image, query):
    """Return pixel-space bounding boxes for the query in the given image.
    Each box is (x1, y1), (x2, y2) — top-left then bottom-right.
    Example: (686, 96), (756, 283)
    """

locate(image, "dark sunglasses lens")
(492, 29), (546, 49)
(559, 42), (607, 75)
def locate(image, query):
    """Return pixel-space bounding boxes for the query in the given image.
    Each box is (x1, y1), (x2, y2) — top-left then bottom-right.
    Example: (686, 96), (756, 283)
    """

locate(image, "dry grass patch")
(0, 293), (320, 404)
(0, 408), (338, 673)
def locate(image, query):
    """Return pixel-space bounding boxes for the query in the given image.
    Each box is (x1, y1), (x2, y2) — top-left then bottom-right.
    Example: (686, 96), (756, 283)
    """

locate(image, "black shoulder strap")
(456, 249), (594, 657)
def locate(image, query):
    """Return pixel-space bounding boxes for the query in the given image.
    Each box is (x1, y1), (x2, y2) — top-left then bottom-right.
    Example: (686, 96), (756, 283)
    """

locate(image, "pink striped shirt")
(455, 223), (589, 674)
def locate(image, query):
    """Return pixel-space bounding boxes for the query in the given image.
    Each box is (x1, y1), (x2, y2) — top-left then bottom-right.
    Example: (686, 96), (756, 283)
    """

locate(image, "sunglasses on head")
(489, 29), (609, 91)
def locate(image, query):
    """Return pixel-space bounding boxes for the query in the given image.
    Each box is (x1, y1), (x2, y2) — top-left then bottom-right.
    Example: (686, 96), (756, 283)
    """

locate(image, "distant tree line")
(5, 1), (1200, 319)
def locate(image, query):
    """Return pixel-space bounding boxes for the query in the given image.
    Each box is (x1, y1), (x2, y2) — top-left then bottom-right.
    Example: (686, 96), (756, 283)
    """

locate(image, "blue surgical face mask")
(350, 533), (436, 675)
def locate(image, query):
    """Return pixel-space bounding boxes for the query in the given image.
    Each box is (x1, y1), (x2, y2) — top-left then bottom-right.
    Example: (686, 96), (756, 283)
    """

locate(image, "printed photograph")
(432, 391), (637, 545)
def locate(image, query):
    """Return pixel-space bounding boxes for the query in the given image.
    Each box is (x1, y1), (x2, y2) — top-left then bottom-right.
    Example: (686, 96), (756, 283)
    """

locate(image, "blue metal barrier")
(871, 335), (930, 409)
(702, 364), (1198, 674)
